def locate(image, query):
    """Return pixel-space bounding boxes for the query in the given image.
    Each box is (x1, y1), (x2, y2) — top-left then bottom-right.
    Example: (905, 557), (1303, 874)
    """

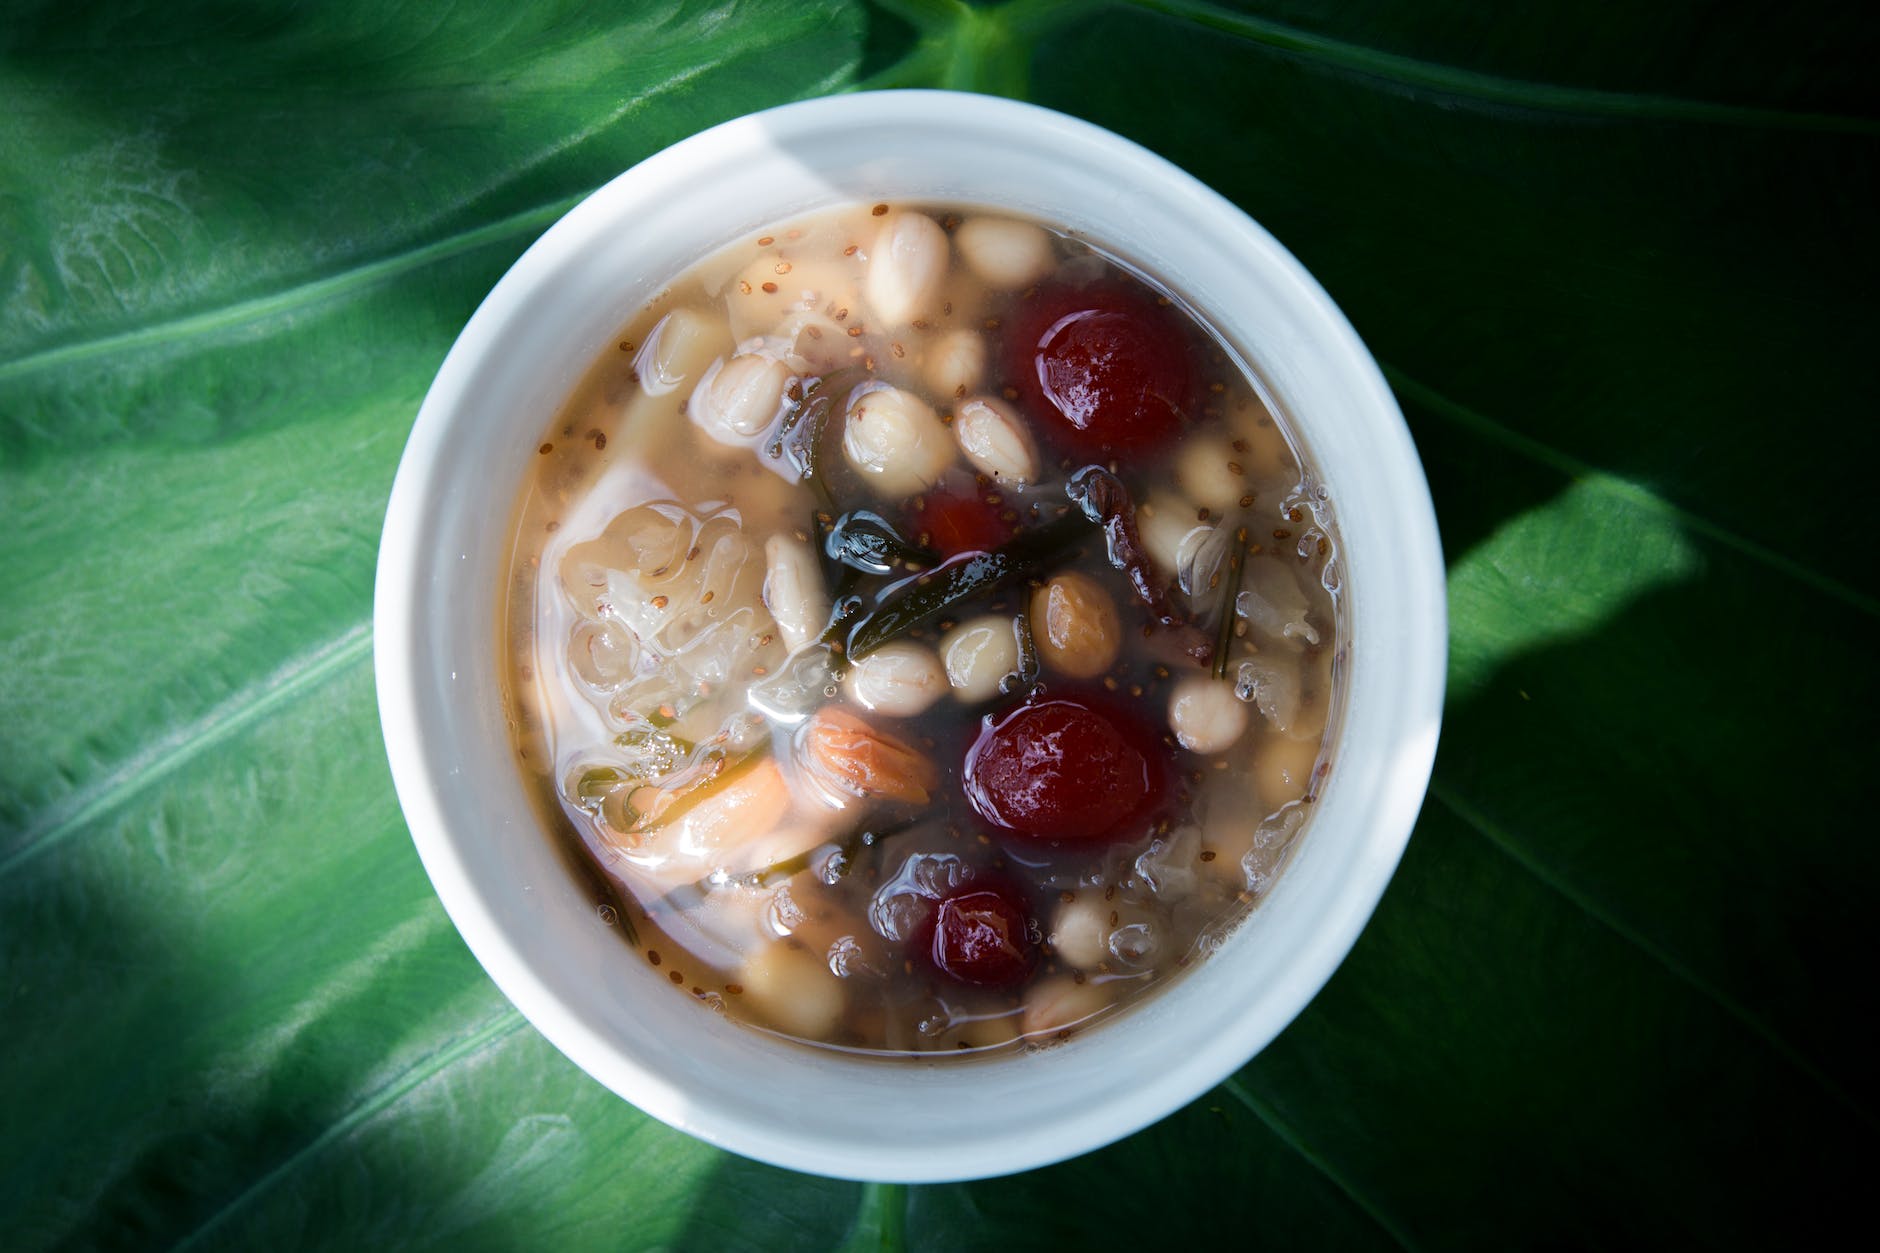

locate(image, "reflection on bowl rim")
(374, 90), (1446, 1183)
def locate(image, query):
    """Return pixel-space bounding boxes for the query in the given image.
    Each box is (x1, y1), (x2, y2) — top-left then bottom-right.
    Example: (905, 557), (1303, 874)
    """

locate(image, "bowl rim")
(375, 88), (1446, 1181)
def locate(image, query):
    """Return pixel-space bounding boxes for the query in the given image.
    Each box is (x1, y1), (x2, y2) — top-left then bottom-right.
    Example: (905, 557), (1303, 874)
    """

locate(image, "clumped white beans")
(501, 200), (1344, 1058)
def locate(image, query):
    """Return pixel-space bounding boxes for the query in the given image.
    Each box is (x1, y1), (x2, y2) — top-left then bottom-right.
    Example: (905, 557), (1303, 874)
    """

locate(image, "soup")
(501, 202), (1344, 1054)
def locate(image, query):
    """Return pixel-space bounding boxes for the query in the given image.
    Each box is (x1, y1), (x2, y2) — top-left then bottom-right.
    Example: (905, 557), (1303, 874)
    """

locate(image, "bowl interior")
(375, 91), (1445, 1182)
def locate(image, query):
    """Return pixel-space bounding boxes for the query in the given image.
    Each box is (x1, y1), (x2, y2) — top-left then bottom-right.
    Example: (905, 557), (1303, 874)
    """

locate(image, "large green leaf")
(4, 0), (1873, 1246)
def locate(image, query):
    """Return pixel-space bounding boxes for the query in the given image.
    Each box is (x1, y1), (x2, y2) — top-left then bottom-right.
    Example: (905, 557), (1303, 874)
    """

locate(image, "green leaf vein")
(0, 621), (372, 873)
(1217, 1074), (1421, 1251)
(170, 1006), (529, 1252)
(1384, 364), (1880, 617)
(1429, 781), (1872, 1125)
(1116, 0), (1880, 133)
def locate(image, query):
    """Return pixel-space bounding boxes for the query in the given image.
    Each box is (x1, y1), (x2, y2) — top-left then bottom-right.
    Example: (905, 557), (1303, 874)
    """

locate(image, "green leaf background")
(4, 1), (1874, 1246)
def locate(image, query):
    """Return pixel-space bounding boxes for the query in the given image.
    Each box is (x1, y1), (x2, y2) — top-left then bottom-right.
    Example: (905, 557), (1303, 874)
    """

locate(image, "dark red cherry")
(926, 880), (1037, 988)
(1005, 284), (1195, 459)
(909, 487), (1010, 557)
(962, 694), (1168, 843)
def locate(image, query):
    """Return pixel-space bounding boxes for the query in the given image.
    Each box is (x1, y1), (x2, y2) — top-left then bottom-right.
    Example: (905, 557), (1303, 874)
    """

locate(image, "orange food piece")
(800, 707), (939, 806)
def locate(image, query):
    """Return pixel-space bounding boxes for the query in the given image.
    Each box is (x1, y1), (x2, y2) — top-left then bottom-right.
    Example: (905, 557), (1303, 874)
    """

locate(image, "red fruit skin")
(923, 881), (1037, 989)
(962, 693), (1170, 844)
(1005, 284), (1195, 459)
(910, 487), (1010, 557)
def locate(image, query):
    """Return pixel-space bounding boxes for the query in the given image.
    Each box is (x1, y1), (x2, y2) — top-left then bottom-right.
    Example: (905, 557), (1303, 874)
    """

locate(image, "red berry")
(1006, 284), (1195, 459)
(926, 881), (1037, 988)
(962, 694), (1168, 843)
(910, 487), (1010, 557)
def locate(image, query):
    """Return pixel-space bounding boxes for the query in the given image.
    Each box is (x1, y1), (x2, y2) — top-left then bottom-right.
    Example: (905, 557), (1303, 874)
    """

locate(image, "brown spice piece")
(871, 203), (889, 216)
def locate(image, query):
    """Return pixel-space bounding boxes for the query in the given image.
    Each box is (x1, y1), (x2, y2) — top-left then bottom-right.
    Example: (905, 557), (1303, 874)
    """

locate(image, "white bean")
(840, 384), (956, 496)
(953, 396), (1039, 485)
(1229, 393), (1292, 479)
(1030, 572), (1120, 679)
(923, 328), (986, 399)
(1048, 897), (1110, 969)
(865, 211), (949, 327)
(955, 216), (1053, 289)
(763, 534), (828, 653)
(1051, 895), (1164, 970)
(1254, 732), (1320, 806)
(941, 614), (1020, 703)
(1174, 438), (1247, 514)
(1168, 675), (1248, 754)
(1021, 975), (1112, 1038)
(617, 308), (733, 455)
(725, 256), (864, 344)
(1137, 497), (1200, 574)
(738, 940), (845, 1040)
(688, 352), (791, 447)
(848, 641), (946, 717)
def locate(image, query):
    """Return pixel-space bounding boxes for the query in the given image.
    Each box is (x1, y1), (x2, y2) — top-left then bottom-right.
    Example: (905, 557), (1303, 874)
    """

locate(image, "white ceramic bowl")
(375, 90), (1444, 1182)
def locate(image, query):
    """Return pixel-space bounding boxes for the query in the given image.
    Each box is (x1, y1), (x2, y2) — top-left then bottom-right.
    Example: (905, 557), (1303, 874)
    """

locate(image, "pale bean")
(725, 256), (864, 344)
(1229, 392), (1293, 479)
(1136, 497), (1201, 575)
(922, 328), (986, 399)
(1174, 437), (1247, 514)
(1021, 975), (1112, 1038)
(847, 640), (947, 717)
(762, 534), (828, 653)
(617, 308), (733, 456)
(1030, 572), (1120, 679)
(688, 352), (792, 447)
(955, 216), (1053, 289)
(865, 210), (949, 327)
(1048, 896), (1109, 969)
(738, 940), (846, 1040)
(840, 384), (956, 496)
(1254, 732), (1321, 807)
(1052, 894), (1165, 970)
(941, 614), (1020, 703)
(1168, 675), (1249, 754)
(953, 396), (1039, 485)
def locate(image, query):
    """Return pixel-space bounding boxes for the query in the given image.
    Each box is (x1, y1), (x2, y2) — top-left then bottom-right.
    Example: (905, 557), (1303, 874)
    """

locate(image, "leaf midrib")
(1114, 0), (1880, 133)
(169, 1005), (530, 1252)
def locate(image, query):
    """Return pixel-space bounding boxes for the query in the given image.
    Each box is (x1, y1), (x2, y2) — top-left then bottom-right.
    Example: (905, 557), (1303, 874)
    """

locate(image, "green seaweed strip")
(838, 511), (1092, 659)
